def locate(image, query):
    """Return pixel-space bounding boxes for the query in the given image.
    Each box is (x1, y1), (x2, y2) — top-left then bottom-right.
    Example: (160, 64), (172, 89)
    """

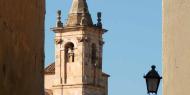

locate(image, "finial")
(56, 10), (63, 27)
(151, 65), (156, 70)
(97, 12), (102, 28)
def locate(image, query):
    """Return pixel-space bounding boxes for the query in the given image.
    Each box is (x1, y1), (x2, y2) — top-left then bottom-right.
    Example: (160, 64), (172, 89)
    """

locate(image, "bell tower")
(52, 0), (109, 95)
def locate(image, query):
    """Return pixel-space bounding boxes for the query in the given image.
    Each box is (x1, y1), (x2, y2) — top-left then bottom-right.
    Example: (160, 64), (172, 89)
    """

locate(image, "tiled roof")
(45, 89), (53, 95)
(44, 62), (55, 75)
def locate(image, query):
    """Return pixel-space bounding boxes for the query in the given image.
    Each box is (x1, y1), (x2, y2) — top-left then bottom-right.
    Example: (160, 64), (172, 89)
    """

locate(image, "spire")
(66, 0), (93, 26)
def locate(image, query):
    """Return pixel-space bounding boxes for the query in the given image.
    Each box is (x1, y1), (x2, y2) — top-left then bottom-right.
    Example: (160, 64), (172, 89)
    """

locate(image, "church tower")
(49, 0), (109, 95)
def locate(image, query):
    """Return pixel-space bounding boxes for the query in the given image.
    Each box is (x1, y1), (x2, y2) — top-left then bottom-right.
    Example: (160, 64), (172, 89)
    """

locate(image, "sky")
(45, 0), (162, 95)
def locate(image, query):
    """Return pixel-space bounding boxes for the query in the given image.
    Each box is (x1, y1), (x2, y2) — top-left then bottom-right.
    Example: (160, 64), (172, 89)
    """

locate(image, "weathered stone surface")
(0, 0), (45, 95)
(52, 27), (109, 95)
(163, 0), (190, 95)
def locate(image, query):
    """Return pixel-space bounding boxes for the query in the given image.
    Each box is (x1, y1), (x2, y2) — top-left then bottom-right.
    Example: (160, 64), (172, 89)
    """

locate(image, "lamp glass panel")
(147, 78), (159, 92)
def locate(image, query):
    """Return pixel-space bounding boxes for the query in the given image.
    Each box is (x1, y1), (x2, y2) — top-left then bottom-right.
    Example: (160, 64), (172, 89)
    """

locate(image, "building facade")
(163, 0), (190, 95)
(44, 0), (109, 95)
(0, 0), (45, 95)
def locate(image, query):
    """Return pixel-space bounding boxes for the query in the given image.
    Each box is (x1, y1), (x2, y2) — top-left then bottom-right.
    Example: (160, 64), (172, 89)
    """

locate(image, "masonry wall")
(0, 1), (45, 95)
(45, 75), (54, 89)
(163, 0), (190, 95)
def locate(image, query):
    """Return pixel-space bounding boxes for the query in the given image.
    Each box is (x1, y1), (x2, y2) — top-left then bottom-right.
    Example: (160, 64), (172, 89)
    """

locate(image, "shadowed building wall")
(163, 0), (190, 95)
(0, 0), (45, 95)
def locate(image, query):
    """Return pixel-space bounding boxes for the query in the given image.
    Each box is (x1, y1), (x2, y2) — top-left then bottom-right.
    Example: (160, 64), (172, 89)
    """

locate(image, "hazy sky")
(45, 0), (162, 95)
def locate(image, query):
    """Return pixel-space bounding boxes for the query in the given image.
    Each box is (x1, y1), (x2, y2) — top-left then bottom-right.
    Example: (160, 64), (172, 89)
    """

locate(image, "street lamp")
(144, 65), (162, 95)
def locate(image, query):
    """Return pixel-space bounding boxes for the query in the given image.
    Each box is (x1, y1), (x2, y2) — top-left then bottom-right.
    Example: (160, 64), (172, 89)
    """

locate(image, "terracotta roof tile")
(44, 62), (55, 75)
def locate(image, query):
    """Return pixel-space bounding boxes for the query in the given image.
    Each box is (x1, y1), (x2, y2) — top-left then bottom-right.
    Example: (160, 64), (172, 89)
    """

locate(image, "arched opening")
(65, 42), (74, 63)
(91, 43), (97, 65)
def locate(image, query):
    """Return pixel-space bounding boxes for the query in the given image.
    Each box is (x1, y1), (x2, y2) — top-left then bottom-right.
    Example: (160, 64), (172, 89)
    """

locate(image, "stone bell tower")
(51, 0), (109, 95)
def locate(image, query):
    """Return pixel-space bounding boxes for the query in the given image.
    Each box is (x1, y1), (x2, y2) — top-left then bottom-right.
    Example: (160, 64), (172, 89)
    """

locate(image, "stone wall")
(0, 0), (45, 95)
(163, 0), (190, 95)
(45, 75), (54, 89)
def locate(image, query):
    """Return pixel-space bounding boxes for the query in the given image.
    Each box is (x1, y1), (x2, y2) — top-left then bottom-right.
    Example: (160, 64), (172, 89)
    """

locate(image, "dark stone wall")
(0, 0), (45, 95)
